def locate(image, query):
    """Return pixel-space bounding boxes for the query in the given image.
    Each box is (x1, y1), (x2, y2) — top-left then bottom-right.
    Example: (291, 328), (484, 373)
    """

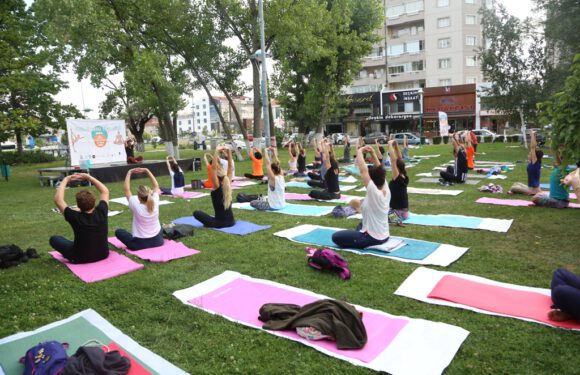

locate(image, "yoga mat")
(232, 202), (334, 217)
(274, 225), (468, 267)
(286, 181), (357, 192)
(395, 267), (580, 331)
(169, 191), (209, 199)
(416, 178), (478, 185)
(109, 197), (173, 206)
(540, 183), (573, 191)
(476, 197), (580, 209)
(173, 271), (469, 375)
(413, 154), (441, 159)
(0, 309), (188, 375)
(302, 176), (358, 183)
(49, 251), (143, 283)
(108, 237), (200, 262)
(172, 216), (271, 235)
(231, 180), (259, 187)
(407, 187), (463, 196)
(284, 192), (361, 203)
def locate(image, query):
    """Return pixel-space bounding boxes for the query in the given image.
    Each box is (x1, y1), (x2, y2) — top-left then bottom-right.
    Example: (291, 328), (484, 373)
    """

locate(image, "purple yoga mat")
(188, 277), (408, 363)
(49, 251), (143, 283)
(476, 197), (580, 208)
(108, 237), (200, 262)
(172, 216), (271, 235)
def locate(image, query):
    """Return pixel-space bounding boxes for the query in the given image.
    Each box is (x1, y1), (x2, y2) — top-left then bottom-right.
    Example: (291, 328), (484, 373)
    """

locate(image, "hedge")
(432, 136), (442, 145)
(0, 151), (57, 165)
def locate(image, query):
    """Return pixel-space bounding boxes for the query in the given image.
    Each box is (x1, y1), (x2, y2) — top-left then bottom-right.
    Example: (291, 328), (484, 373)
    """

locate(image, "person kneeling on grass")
(250, 147), (286, 211)
(531, 150), (571, 208)
(50, 173), (109, 263)
(308, 140), (341, 200)
(244, 147), (264, 180)
(508, 131), (543, 195)
(548, 268), (580, 323)
(161, 156), (185, 196)
(193, 146), (235, 228)
(331, 145), (390, 249)
(115, 168), (164, 250)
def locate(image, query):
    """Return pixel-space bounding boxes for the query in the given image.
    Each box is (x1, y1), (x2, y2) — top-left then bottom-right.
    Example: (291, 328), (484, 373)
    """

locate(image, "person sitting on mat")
(439, 132), (467, 185)
(342, 134), (351, 162)
(469, 129), (478, 153)
(508, 131), (543, 195)
(332, 145), (389, 248)
(244, 147), (264, 180)
(50, 173), (109, 264)
(202, 152), (214, 189)
(287, 142), (298, 174)
(115, 168), (164, 250)
(308, 139), (322, 170)
(548, 268), (580, 322)
(161, 156), (185, 196)
(387, 140), (409, 226)
(294, 142), (307, 177)
(532, 149), (571, 208)
(308, 140), (341, 200)
(307, 138), (327, 188)
(250, 147), (286, 211)
(219, 145), (236, 178)
(193, 146), (235, 228)
(465, 133), (475, 171)
(561, 164), (580, 203)
(125, 138), (143, 164)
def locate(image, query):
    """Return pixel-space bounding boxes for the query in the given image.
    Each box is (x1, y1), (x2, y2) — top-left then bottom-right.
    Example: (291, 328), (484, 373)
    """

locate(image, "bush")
(510, 135), (519, 143)
(0, 151), (57, 165)
(442, 135), (449, 144)
(420, 136), (427, 144)
(432, 136), (442, 145)
(497, 135), (506, 142)
(483, 136), (493, 143)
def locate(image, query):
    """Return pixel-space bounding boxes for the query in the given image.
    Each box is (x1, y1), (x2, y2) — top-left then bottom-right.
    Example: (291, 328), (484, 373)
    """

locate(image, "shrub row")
(0, 151), (57, 165)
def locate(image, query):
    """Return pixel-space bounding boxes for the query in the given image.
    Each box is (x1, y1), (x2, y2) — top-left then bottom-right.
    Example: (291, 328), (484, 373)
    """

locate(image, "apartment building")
(341, 0), (485, 136)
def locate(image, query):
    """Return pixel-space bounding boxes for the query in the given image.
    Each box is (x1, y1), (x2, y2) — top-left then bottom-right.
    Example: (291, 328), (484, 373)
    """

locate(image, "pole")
(419, 89), (424, 145)
(258, 0), (271, 147)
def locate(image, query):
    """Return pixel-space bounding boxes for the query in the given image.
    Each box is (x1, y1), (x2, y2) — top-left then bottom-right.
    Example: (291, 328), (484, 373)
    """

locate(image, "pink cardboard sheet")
(428, 275), (580, 329)
(108, 237), (200, 262)
(187, 277), (408, 363)
(49, 251), (143, 283)
(476, 197), (580, 208)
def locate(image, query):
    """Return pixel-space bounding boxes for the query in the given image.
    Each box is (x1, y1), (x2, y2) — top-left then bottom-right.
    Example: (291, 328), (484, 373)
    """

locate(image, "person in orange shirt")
(202, 153), (214, 189)
(244, 147), (264, 180)
(465, 132), (475, 170)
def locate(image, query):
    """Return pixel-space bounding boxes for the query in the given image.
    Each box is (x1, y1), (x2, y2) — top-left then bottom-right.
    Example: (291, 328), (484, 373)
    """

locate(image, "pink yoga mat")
(189, 277), (408, 363)
(477, 197), (580, 208)
(428, 275), (580, 329)
(49, 251), (144, 283)
(108, 237), (200, 262)
(231, 180), (258, 187)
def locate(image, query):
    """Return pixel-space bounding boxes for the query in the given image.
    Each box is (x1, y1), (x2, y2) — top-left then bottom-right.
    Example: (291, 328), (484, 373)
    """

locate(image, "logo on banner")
(91, 126), (108, 148)
(439, 112), (450, 136)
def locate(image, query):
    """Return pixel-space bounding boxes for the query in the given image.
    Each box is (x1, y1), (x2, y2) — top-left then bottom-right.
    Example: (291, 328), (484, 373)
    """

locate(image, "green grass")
(0, 143), (578, 374)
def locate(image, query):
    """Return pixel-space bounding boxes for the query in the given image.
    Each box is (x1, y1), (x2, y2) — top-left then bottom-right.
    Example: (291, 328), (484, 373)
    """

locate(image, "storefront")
(329, 92), (381, 136)
(423, 84), (476, 138)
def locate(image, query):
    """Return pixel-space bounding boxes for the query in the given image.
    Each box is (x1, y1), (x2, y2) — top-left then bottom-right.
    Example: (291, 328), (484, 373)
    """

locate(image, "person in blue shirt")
(532, 149), (570, 208)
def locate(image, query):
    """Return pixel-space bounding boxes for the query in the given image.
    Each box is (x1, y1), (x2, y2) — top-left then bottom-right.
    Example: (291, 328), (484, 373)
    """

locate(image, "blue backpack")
(21, 341), (69, 375)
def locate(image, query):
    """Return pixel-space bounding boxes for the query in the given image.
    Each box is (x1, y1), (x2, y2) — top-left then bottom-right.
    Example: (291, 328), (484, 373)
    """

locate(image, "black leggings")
(440, 166), (464, 183)
(193, 210), (235, 228)
(309, 190), (340, 200)
(244, 173), (264, 180)
(307, 172), (322, 180)
(307, 180), (325, 188)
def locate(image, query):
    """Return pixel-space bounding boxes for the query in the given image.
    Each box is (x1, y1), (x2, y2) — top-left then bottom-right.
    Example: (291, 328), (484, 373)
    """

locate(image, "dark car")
(364, 132), (388, 144)
(519, 129), (546, 147)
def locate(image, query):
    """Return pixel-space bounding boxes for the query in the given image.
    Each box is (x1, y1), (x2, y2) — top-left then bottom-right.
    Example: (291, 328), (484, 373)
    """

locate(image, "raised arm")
(142, 168), (160, 194)
(321, 141), (331, 170)
(356, 146), (372, 187)
(72, 173), (109, 203)
(388, 141), (400, 180)
(287, 142), (294, 159)
(403, 135), (408, 149)
(225, 147), (233, 180)
(368, 144), (381, 168)
(165, 156), (172, 172)
(203, 153), (212, 166)
(374, 140), (383, 160)
(210, 148), (221, 188)
(124, 169), (134, 199)
(264, 147), (273, 179)
(529, 131), (538, 163)
(54, 175), (73, 213)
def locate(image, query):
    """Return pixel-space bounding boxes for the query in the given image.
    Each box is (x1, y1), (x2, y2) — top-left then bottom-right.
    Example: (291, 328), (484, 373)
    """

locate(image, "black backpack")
(236, 193), (259, 203)
(0, 244), (39, 268)
(162, 224), (195, 240)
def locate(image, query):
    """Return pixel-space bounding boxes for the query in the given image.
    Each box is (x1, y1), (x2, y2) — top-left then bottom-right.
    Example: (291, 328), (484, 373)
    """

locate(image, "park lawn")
(0, 142), (578, 374)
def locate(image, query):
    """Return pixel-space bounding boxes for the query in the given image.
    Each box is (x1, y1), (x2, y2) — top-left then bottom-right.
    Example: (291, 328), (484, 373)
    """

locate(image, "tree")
(478, 4), (546, 137)
(538, 54), (580, 161)
(0, 0), (82, 154)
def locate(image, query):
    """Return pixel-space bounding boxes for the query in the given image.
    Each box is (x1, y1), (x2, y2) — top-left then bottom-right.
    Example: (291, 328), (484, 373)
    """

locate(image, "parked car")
(225, 139), (248, 151)
(519, 129), (546, 147)
(0, 141), (16, 150)
(471, 129), (498, 141)
(392, 132), (430, 145)
(364, 132), (388, 144)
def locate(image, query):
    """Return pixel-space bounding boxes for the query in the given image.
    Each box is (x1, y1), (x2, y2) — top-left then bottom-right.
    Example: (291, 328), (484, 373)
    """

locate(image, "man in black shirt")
(50, 173), (110, 263)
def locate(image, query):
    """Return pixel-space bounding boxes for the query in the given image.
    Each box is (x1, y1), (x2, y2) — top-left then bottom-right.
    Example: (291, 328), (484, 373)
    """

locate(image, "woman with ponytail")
(250, 146), (286, 211)
(387, 140), (410, 226)
(193, 146), (235, 228)
(114, 168), (163, 250)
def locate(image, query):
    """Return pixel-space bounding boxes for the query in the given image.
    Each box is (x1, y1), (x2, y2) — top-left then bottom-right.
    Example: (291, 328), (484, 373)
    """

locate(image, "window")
(203, 111), (206, 116)
(411, 60), (424, 71)
(196, 105), (199, 109)
(466, 36), (477, 46)
(465, 15), (476, 25)
(386, 4), (405, 18)
(438, 38), (451, 48)
(196, 112), (199, 117)
(204, 118), (207, 123)
(202, 104), (206, 109)
(465, 0), (476, 3)
(438, 17), (450, 28)
(404, 102), (415, 112)
(437, 0), (449, 7)
(439, 79), (451, 86)
(438, 58), (451, 69)
(405, 0), (423, 14)
(406, 40), (421, 53)
(359, 69), (368, 78)
(188, 120), (192, 124)
(466, 56), (477, 66)
(388, 65), (405, 74)
(388, 43), (405, 56)
(178, 121), (182, 125)
(466, 77), (477, 84)
(197, 119), (200, 124)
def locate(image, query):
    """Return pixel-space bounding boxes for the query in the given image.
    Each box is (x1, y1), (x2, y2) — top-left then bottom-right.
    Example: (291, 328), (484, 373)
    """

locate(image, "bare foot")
(548, 309), (573, 322)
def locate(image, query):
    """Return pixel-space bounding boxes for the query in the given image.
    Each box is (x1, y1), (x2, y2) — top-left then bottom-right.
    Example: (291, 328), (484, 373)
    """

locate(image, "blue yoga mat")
(287, 181), (311, 189)
(540, 183), (573, 190)
(292, 227), (439, 260)
(235, 203), (333, 216)
(403, 214), (482, 229)
(172, 217), (271, 235)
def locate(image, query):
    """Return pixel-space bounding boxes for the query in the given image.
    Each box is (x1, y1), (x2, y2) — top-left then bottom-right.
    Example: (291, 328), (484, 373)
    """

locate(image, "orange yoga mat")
(428, 275), (580, 329)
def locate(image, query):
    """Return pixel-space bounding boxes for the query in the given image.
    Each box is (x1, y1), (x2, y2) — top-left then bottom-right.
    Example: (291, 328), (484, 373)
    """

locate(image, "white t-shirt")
(169, 169), (184, 196)
(268, 175), (286, 210)
(128, 193), (161, 239)
(219, 158), (235, 178)
(361, 180), (390, 240)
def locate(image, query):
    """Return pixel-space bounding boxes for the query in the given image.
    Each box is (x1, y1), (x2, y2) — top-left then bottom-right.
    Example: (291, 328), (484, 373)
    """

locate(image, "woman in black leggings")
(309, 140), (340, 200)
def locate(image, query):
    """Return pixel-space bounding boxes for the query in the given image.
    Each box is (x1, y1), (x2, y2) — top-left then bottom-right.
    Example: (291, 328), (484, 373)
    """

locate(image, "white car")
(226, 139), (248, 151)
(472, 129), (498, 141)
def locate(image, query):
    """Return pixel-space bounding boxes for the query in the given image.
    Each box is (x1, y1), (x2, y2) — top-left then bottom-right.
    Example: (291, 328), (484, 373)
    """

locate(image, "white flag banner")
(439, 112), (450, 136)
(66, 119), (127, 167)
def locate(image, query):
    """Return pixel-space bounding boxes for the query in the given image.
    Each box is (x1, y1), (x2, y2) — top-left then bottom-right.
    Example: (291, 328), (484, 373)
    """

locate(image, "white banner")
(438, 112), (450, 136)
(66, 119), (127, 166)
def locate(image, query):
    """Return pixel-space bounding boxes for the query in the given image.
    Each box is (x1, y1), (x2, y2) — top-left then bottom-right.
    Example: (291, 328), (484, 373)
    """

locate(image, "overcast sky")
(26, 0), (536, 119)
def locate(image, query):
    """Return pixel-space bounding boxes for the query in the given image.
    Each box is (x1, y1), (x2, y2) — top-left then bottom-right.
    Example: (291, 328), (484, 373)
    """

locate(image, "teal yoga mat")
(293, 227), (439, 260)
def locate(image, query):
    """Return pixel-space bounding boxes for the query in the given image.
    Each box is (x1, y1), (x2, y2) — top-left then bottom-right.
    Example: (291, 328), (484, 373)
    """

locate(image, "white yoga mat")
(355, 187), (463, 196)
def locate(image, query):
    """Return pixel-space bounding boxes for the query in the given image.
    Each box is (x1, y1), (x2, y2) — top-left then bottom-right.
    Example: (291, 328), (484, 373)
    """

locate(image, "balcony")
(387, 70), (426, 84)
(363, 55), (387, 68)
(386, 11), (424, 26)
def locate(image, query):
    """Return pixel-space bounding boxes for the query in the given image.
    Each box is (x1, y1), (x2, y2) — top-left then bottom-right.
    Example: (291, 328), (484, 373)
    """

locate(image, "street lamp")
(258, 0), (271, 148)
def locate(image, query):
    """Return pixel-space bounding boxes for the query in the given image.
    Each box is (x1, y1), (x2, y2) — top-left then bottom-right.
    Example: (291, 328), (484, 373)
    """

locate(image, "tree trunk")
(267, 94), (276, 147)
(519, 108), (527, 149)
(15, 129), (24, 155)
(252, 61), (262, 144)
(316, 95), (330, 134)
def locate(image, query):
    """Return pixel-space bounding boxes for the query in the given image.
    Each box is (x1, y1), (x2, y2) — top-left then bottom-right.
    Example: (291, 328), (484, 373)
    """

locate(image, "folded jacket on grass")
(284, 192), (361, 203)
(49, 251), (143, 283)
(476, 197), (580, 208)
(109, 197), (174, 206)
(274, 224), (468, 267)
(172, 216), (271, 235)
(395, 267), (580, 331)
(0, 309), (188, 375)
(173, 271), (469, 375)
(108, 237), (200, 262)
(348, 212), (513, 233)
(286, 181), (357, 192)
(233, 202), (334, 216)
(416, 178), (479, 185)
